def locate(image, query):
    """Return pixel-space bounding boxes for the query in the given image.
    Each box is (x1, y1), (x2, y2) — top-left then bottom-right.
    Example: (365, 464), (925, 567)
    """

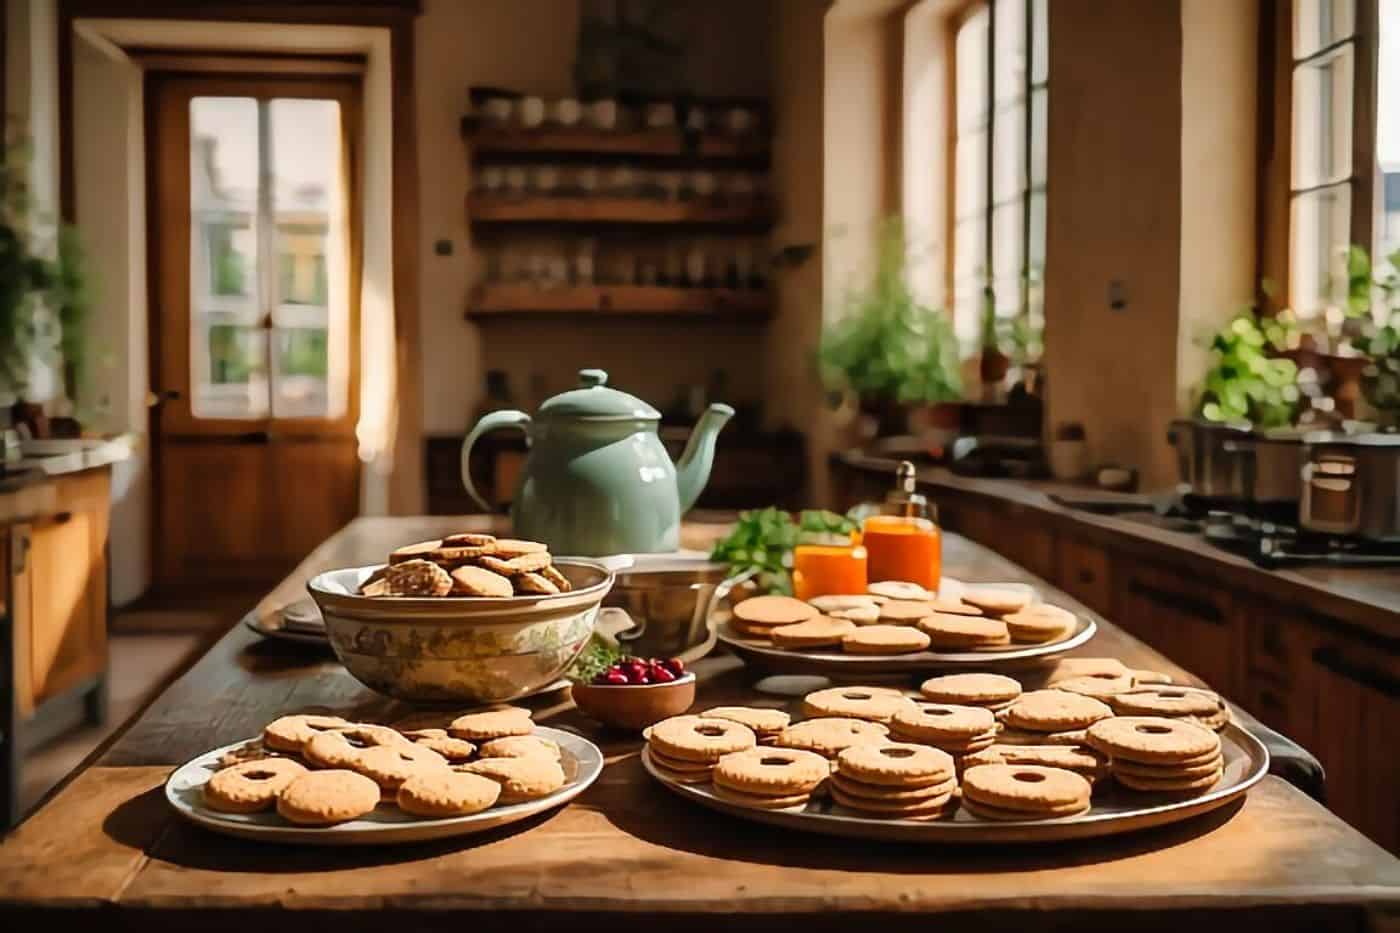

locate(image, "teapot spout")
(675, 403), (735, 514)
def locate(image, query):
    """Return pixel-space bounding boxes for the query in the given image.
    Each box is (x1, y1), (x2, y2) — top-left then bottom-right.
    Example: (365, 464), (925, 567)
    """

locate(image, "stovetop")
(1202, 511), (1400, 568)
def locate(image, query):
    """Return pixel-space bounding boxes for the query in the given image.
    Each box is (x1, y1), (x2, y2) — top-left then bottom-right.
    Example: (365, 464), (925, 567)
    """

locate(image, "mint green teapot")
(461, 369), (734, 556)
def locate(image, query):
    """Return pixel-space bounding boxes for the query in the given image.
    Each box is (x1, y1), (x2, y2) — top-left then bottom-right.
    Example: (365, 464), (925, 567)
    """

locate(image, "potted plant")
(977, 286), (1011, 394)
(1353, 248), (1400, 426)
(1196, 309), (1301, 428)
(817, 217), (963, 437)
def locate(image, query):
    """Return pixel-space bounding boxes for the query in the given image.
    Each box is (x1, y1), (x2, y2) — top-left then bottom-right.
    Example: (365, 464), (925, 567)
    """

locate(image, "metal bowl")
(307, 558), (615, 704)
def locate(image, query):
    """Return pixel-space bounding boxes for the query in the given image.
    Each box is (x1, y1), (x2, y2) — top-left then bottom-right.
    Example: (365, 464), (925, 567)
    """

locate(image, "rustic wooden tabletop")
(2, 516), (1398, 933)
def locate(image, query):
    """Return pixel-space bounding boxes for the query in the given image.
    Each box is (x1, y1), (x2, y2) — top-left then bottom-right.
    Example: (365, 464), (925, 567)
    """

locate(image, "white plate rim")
(165, 725), (603, 845)
(642, 722), (1269, 843)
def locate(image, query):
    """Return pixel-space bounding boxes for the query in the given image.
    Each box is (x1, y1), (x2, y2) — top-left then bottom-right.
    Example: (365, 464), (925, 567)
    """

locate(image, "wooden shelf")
(466, 284), (771, 320)
(467, 195), (774, 229)
(462, 122), (769, 163)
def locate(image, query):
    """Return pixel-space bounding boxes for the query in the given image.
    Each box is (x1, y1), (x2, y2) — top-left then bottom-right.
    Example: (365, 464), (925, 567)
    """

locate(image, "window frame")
(1259, 0), (1380, 318)
(944, 0), (1046, 355)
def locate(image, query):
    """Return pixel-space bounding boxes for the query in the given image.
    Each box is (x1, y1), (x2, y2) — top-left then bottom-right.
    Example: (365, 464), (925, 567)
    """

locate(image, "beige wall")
(1042, 0), (1184, 488)
(1178, 0), (1259, 415)
(415, 0), (776, 436)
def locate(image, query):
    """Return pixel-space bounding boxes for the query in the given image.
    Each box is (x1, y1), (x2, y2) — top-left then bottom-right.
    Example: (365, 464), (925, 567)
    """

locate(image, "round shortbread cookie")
(961, 587), (1034, 615)
(478, 551), (553, 576)
(732, 595), (818, 628)
(963, 743), (1108, 781)
(1003, 604), (1076, 643)
(702, 706), (792, 736)
(263, 714), (353, 752)
(1130, 669), (1173, 685)
(448, 706), (534, 740)
(801, 687), (916, 723)
(1192, 706), (1231, 731)
(379, 559), (454, 596)
(1047, 657), (1130, 683)
(1085, 716), (1221, 764)
(647, 715), (757, 763)
(396, 770), (501, 816)
(513, 572), (560, 595)
(808, 594), (879, 612)
(829, 785), (957, 819)
(867, 580), (931, 601)
(648, 747), (717, 773)
(920, 672), (1022, 706)
(926, 599), (983, 616)
(650, 761), (716, 784)
(1001, 690), (1113, 732)
(486, 538), (547, 558)
(1109, 686), (1223, 718)
(891, 702), (997, 743)
(401, 729), (477, 763)
(842, 624), (931, 655)
(712, 747), (830, 796)
(440, 532), (497, 548)
(770, 616), (856, 649)
(994, 726), (1090, 746)
(1114, 766), (1223, 793)
(1053, 673), (1139, 700)
(918, 614), (1011, 648)
(449, 564), (514, 597)
(276, 769), (381, 825)
(772, 717), (890, 759)
(388, 539), (444, 563)
(961, 763), (1092, 813)
(877, 600), (934, 625)
(478, 735), (561, 760)
(827, 605), (881, 625)
(829, 772), (957, 803)
(710, 783), (812, 810)
(457, 756), (567, 802)
(835, 742), (955, 787)
(1112, 754), (1223, 780)
(203, 758), (307, 813)
(303, 725), (410, 769)
(353, 743), (450, 790)
(961, 796), (1089, 821)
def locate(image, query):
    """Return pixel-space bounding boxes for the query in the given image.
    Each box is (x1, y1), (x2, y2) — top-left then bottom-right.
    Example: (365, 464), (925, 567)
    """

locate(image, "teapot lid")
(538, 369), (661, 421)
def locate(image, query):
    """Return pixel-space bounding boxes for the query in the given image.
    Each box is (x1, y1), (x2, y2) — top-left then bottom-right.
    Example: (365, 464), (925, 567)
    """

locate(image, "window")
(1377, 0), (1400, 259)
(949, 0), (1047, 355)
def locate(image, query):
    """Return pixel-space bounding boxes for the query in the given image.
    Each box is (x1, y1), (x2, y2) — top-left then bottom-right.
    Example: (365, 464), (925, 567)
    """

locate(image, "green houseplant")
(817, 218), (962, 434)
(1196, 308), (1301, 429)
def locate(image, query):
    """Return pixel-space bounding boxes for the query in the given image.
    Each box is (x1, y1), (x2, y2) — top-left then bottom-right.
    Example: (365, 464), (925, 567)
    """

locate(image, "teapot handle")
(461, 410), (532, 512)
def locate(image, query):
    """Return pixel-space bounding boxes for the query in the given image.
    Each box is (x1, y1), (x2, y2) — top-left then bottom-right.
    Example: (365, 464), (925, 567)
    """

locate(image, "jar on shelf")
(792, 528), (868, 602)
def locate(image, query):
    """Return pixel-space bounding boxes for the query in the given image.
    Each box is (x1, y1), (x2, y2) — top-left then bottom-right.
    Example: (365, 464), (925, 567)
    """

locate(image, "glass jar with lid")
(862, 461), (941, 588)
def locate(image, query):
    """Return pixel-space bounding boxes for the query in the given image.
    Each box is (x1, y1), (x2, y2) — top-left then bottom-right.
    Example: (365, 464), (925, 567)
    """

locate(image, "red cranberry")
(601, 670), (629, 686)
(649, 666), (677, 684)
(662, 658), (685, 676)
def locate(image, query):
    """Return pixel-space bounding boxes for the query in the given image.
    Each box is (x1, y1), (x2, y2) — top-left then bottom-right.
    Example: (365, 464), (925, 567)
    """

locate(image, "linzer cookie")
(1046, 657), (1130, 683)
(772, 717), (890, 759)
(919, 673), (1022, 710)
(801, 687), (915, 723)
(1053, 672), (1138, 701)
(203, 758), (307, 813)
(647, 715), (757, 763)
(961, 764), (1092, 820)
(889, 702), (998, 755)
(1086, 715), (1221, 764)
(711, 747), (829, 810)
(263, 713), (351, 752)
(1109, 687), (1230, 731)
(830, 742), (958, 818)
(1001, 690), (1113, 733)
(401, 729), (477, 763)
(702, 706), (791, 742)
(458, 755), (567, 803)
(963, 743), (1109, 785)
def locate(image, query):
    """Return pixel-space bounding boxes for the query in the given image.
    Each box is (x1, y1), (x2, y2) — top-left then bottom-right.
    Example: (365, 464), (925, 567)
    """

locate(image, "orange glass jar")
(862, 515), (940, 588)
(792, 534), (868, 601)
(862, 460), (942, 588)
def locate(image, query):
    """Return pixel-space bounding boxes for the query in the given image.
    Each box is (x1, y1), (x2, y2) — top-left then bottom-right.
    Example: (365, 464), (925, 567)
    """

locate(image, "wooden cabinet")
(1054, 535), (1113, 615)
(1110, 560), (1240, 695)
(23, 471), (109, 709)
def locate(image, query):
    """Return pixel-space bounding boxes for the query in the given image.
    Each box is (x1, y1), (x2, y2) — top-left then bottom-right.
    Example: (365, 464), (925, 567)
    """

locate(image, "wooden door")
(147, 74), (362, 587)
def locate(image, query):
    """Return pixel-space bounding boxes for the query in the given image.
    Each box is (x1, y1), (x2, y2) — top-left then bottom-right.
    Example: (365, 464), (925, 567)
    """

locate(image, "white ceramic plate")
(643, 722), (1269, 843)
(243, 599), (330, 646)
(716, 582), (1096, 675)
(165, 726), (603, 845)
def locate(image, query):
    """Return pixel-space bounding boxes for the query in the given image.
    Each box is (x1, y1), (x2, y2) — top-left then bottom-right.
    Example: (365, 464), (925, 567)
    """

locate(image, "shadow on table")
(595, 752), (1244, 874)
(102, 785), (569, 873)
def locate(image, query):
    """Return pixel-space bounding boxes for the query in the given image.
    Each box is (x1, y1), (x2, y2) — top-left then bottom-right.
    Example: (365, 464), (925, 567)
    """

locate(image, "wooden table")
(2, 517), (1399, 933)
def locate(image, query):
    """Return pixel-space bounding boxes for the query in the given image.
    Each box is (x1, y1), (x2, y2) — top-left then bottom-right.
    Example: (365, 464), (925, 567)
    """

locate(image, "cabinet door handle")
(1312, 647), (1400, 698)
(1127, 579), (1225, 625)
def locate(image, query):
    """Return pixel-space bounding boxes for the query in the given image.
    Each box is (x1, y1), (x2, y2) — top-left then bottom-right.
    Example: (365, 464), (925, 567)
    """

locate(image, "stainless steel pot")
(1167, 419), (1251, 504)
(1299, 431), (1400, 540)
(1223, 428), (1307, 518)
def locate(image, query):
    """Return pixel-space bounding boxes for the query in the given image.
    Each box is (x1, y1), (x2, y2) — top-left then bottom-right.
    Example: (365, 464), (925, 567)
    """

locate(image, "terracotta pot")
(569, 673), (696, 731)
(979, 348), (1011, 385)
(1325, 354), (1370, 420)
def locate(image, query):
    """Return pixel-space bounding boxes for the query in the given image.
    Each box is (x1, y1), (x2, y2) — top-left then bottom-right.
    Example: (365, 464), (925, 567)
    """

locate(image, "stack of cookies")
(1108, 686), (1230, 731)
(960, 763), (1093, 820)
(201, 706), (569, 826)
(918, 613), (1010, 650)
(645, 714), (757, 783)
(730, 595), (818, 639)
(710, 747), (830, 811)
(887, 701), (999, 768)
(800, 686), (916, 724)
(771, 717), (891, 761)
(996, 689), (1114, 745)
(829, 742), (959, 820)
(962, 743), (1109, 786)
(702, 706), (792, 744)
(1086, 715), (1224, 792)
(919, 672), (1022, 713)
(359, 533), (572, 599)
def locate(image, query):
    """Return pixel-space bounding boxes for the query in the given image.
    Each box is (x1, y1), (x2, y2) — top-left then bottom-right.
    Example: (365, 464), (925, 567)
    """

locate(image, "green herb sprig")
(709, 507), (857, 595)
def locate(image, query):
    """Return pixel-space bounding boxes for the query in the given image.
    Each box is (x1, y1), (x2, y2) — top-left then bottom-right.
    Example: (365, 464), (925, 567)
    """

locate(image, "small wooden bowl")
(569, 673), (696, 731)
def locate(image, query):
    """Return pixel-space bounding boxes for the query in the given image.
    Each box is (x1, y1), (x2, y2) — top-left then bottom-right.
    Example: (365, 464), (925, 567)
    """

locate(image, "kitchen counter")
(1, 516), (1398, 932)
(831, 449), (1399, 639)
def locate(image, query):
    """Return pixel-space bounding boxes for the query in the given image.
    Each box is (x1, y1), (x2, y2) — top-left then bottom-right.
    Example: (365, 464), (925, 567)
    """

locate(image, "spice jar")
(862, 461), (941, 588)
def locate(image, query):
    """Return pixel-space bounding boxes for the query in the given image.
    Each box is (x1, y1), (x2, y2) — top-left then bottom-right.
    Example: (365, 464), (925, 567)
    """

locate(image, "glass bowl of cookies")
(307, 533), (615, 704)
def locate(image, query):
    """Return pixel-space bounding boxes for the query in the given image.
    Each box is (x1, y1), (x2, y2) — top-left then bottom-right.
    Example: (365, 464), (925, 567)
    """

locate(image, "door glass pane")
(1290, 183), (1352, 321)
(955, 129), (988, 221)
(1294, 0), (1356, 58)
(993, 103), (1026, 202)
(991, 201), (1024, 317)
(269, 98), (347, 419)
(956, 6), (990, 132)
(190, 96), (267, 419)
(1291, 45), (1354, 189)
(1030, 0), (1048, 86)
(1376, 0), (1400, 261)
(1030, 87), (1048, 187)
(994, 0), (1026, 107)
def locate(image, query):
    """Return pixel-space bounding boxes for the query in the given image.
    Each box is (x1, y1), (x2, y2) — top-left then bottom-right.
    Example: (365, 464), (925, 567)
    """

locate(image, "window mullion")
(984, 0), (996, 307)
(257, 98), (277, 421)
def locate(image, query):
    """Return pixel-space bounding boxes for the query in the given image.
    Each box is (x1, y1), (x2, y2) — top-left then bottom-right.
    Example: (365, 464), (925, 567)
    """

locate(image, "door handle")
(146, 389), (182, 408)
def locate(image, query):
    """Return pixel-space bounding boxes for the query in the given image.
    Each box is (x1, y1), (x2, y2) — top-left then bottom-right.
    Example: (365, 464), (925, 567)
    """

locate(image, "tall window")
(950, 0), (1047, 354)
(1376, 0), (1400, 259)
